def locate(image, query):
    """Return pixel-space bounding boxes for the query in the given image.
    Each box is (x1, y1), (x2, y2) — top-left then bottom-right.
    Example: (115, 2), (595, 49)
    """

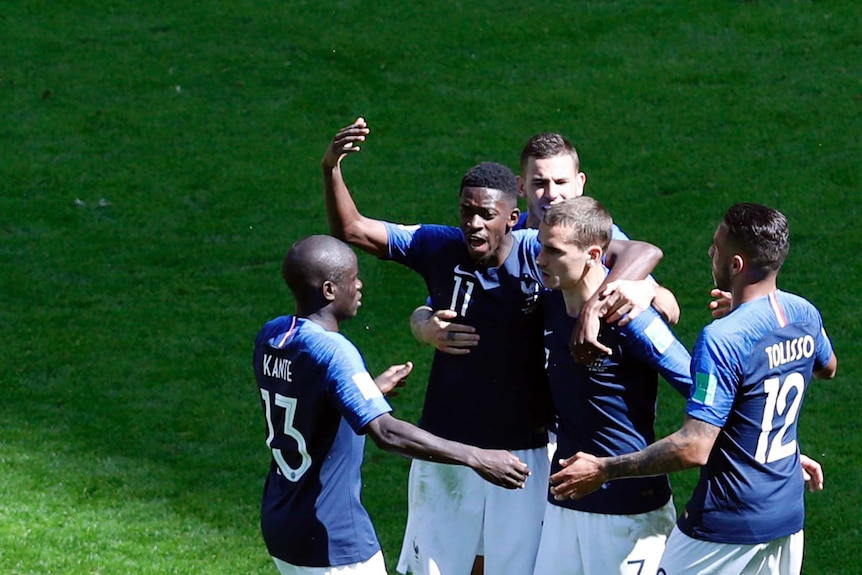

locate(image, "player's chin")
(541, 272), (559, 289)
(467, 244), (492, 263)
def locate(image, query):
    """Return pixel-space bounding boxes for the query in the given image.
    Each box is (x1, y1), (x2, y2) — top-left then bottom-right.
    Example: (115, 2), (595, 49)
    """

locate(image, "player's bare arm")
(814, 353), (838, 379)
(374, 361), (413, 397)
(364, 414), (530, 489)
(549, 416), (720, 500)
(570, 239), (662, 362)
(410, 305), (479, 355)
(322, 117), (390, 257)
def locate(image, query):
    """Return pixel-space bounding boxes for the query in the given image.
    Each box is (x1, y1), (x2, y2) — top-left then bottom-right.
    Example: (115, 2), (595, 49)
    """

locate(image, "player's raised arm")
(363, 414), (530, 490)
(322, 117), (390, 258)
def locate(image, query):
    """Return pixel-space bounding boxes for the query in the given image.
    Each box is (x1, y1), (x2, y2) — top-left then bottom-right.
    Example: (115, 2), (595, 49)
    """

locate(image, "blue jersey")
(543, 284), (692, 514)
(253, 316), (392, 567)
(384, 222), (552, 450)
(679, 291), (834, 544)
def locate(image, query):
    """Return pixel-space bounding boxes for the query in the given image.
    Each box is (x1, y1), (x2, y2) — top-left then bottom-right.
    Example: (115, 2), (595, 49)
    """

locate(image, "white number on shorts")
(449, 275), (475, 316)
(754, 372), (805, 464)
(260, 390), (312, 481)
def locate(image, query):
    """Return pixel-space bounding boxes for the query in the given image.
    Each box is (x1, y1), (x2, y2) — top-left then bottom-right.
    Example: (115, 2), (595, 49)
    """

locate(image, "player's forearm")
(322, 163), (389, 257)
(322, 163), (363, 242)
(367, 415), (476, 467)
(603, 417), (717, 481)
(651, 285), (680, 325)
(604, 239), (662, 283)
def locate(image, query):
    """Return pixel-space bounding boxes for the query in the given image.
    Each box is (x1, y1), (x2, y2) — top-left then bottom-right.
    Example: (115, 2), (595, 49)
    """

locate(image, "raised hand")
(374, 361), (413, 397)
(322, 117), (370, 169)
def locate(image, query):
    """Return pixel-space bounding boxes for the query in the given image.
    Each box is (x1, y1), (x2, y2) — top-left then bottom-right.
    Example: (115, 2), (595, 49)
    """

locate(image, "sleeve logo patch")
(644, 316), (674, 354)
(693, 372), (717, 405)
(353, 372), (383, 400)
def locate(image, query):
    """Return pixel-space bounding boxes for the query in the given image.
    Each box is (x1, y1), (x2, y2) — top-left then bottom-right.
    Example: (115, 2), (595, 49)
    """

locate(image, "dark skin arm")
(322, 117), (390, 258)
(364, 414), (530, 489)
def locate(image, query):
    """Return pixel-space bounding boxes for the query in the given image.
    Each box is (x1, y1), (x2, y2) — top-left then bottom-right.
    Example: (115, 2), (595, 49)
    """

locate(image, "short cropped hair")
(542, 196), (612, 252)
(460, 162), (519, 200)
(722, 203), (789, 273)
(282, 235), (356, 304)
(520, 133), (581, 173)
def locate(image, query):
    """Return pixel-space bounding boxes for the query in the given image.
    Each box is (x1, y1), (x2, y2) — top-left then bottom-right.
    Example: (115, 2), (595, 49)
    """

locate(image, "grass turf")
(1, 1), (859, 573)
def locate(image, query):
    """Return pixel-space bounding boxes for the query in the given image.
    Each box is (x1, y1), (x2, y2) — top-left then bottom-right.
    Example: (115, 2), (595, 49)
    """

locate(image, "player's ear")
(577, 172), (587, 194)
(321, 280), (337, 302)
(516, 175), (526, 199)
(507, 207), (520, 230)
(731, 254), (744, 275)
(586, 245), (603, 267)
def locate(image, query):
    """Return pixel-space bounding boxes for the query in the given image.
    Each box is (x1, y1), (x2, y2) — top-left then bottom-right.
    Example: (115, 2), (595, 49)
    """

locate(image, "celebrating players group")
(252, 118), (837, 575)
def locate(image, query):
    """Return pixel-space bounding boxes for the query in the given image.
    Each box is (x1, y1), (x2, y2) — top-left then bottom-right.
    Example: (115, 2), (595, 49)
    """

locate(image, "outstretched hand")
(471, 449), (531, 490)
(374, 361), (413, 397)
(549, 451), (607, 500)
(322, 117), (370, 169)
(708, 288), (732, 318)
(415, 309), (479, 355)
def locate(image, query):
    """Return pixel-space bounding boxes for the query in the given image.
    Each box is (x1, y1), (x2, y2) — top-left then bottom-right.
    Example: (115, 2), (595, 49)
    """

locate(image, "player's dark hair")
(543, 196), (612, 251)
(460, 162), (519, 201)
(722, 203), (789, 273)
(283, 235), (356, 307)
(520, 133), (581, 173)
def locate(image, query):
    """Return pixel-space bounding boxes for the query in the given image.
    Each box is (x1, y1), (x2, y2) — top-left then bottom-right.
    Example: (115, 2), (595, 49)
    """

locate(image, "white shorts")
(658, 526), (804, 575)
(532, 497), (677, 575)
(396, 447), (548, 575)
(272, 550), (386, 575)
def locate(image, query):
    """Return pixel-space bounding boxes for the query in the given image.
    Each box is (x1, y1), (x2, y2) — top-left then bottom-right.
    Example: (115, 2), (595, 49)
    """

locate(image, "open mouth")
(467, 236), (486, 250)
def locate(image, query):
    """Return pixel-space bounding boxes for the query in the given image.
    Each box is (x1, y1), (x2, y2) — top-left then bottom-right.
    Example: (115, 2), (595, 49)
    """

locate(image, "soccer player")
(254, 234), (530, 575)
(530, 197), (693, 575)
(411, 132), (680, 362)
(322, 118), (661, 575)
(406, 132), (682, 575)
(549, 203), (838, 575)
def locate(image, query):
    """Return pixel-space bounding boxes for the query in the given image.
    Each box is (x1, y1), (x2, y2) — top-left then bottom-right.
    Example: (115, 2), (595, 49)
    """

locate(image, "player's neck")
(561, 265), (606, 317)
(731, 276), (779, 309)
(525, 212), (541, 229)
(303, 310), (340, 332)
(482, 234), (515, 268)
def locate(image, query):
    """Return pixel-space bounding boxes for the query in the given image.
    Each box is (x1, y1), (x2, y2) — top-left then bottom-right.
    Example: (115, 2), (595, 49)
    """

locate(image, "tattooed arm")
(549, 416), (721, 500)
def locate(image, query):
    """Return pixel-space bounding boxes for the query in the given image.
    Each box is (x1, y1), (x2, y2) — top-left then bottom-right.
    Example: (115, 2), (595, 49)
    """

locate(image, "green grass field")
(2, 1), (859, 573)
